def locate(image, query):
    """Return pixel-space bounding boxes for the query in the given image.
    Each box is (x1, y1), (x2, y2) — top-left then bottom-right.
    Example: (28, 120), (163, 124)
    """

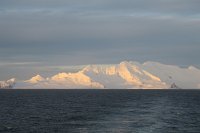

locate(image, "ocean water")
(0, 89), (200, 133)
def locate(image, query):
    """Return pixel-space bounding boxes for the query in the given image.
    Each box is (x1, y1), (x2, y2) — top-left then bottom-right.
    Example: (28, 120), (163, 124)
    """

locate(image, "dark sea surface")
(0, 89), (200, 133)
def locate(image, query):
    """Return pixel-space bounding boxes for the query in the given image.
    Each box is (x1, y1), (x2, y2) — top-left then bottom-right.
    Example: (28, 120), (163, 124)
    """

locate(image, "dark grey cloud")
(0, 0), (200, 79)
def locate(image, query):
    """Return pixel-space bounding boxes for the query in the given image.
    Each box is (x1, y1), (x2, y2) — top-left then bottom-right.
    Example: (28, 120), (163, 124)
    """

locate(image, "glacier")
(1, 61), (200, 89)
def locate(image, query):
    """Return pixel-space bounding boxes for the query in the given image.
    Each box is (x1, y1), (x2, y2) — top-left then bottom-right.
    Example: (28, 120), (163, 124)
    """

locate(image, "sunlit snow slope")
(2, 61), (200, 89)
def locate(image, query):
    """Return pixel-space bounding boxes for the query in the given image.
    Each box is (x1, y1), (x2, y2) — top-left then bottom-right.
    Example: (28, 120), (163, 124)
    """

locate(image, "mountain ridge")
(1, 61), (200, 89)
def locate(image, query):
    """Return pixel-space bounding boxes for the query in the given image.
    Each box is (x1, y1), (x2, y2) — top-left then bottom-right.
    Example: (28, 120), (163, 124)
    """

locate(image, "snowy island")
(1, 61), (200, 89)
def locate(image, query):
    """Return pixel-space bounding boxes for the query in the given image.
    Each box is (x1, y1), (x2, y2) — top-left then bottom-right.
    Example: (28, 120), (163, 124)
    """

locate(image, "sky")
(0, 0), (200, 80)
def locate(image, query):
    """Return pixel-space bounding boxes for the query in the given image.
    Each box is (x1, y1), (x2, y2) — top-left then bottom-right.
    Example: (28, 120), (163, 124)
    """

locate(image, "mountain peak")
(0, 78), (16, 89)
(7, 78), (16, 83)
(188, 66), (199, 71)
(27, 74), (44, 84)
(119, 61), (131, 66)
(3, 61), (200, 89)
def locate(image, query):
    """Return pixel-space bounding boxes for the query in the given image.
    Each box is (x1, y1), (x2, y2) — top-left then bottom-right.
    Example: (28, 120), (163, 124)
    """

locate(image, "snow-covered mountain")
(138, 61), (200, 89)
(15, 72), (104, 89)
(4, 61), (200, 89)
(0, 78), (16, 89)
(81, 61), (167, 89)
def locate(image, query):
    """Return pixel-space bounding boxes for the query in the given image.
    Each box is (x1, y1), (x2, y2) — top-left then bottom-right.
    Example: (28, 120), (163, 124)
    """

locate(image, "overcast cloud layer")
(0, 0), (200, 80)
